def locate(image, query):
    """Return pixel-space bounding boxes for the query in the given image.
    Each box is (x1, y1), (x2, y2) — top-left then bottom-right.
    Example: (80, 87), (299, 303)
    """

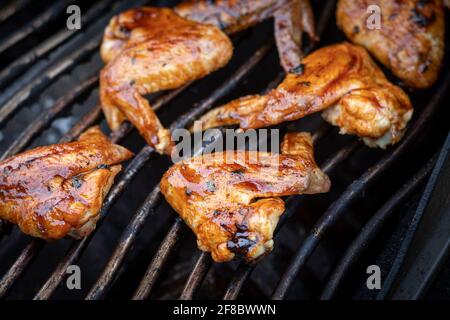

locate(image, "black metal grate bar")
(132, 218), (185, 300)
(0, 76), (98, 243)
(0, 0), (112, 88)
(178, 132), (358, 301)
(0, 105), (108, 298)
(0, 0), (447, 301)
(85, 185), (163, 300)
(0, 36), (99, 125)
(33, 236), (89, 300)
(85, 42), (272, 300)
(319, 156), (435, 299)
(167, 1), (339, 300)
(222, 140), (360, 300)
(28, 39), (270, 300)
(222, 262), (252, 300)
(0, 0), (157, 254)
(179, 253), (213, 300)
(0, 0), (33, 24)
(131, 128), (284, 300)
(0, 240), (44, 297)
(59, 106), (103, 144)
(32, 84), (193, 300)
(3, 83), (186, 299)
(271, 71), (450, 299)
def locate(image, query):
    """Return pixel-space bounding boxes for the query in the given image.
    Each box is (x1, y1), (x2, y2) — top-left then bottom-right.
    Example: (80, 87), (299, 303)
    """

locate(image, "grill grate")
(0, 0), (448, 300)
(271, 74), (450, 300)
(320, 157), (436, 299)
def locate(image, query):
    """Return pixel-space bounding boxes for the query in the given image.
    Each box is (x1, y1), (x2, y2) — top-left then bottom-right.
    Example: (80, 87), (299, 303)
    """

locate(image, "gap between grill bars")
(84, 41), (273, 300)
(319, 155), (437, 299)
(92, 0), (339, 301)
(0, 0), (448, 300)
(0, 0), (33, 24)
(0, 0), (166, 296)
(1, 0), (279, 298)
(0, 0), (113, 89)
(0, 0), (149, 125)
(0, 0), (73, 55)
(0, 30), (273, 298)
(163, 0), (340, 301)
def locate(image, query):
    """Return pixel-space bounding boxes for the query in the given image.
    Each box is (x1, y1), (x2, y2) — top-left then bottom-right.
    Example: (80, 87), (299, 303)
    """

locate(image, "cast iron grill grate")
(0, 0), (448, 300)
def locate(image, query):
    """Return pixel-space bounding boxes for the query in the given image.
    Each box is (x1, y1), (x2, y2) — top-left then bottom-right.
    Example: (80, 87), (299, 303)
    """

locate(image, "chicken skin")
(195, 43), (413, 149)
(100, 7), (233, 155)
(337, 0), (445, 89)
(175, 0), (318, 72)
(160, 132), (330, 263)
(0, 127), (133, 240)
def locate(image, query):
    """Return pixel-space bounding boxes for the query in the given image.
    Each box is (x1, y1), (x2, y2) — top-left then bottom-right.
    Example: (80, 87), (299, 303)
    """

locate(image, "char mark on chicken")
(337, 0), (445, 89)
(160, 132), (330, 263)
(100, 7), (233, 155)
(0, 127), (133, 240)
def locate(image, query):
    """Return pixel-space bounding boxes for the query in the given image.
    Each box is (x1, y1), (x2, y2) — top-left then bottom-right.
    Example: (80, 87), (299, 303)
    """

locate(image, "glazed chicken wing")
(175, 0), (318, 72)
(196, 43), (413, 149)
(0, 127), (133, 240)
(337, 0), (445, 89)
(160, 132), (330, 263)
(100, 7), (233, 155)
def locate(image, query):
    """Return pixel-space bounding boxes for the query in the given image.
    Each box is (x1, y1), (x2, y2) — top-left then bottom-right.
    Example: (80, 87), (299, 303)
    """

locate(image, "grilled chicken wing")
(196, 43), (413, 149)
(337, 0), (445, 89)
(175, 0), (318, 72)
(0, 127), (133, 240)
(100, 7), (233, 155)
(160, 132), (330, 263)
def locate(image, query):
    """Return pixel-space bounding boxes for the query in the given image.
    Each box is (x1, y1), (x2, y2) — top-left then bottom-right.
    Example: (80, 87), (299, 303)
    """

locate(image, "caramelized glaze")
(160, 132), (330, 263)
(100, 7), (233, 155)
(196, 43), (413, 148)
(337, 0), (445, 88)
(0, 127), (133, 240)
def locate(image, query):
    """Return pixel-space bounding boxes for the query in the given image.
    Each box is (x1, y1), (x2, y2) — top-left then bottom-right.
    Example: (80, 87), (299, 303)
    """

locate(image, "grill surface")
(0, 0), (449, 300)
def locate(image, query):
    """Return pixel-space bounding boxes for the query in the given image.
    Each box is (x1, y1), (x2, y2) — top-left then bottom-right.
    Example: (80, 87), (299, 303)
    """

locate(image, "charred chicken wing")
(0, 127), (133, 240)
(160, 132), (330, 263)
(175, 0), (318, 72)
(337, 0), (445, 88)
(196, 43), (413, 149)
(100, 7), (233, 155)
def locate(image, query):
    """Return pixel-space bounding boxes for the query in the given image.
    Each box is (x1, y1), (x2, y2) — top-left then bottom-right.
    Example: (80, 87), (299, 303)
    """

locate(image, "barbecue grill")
(0, 0), (449, 300)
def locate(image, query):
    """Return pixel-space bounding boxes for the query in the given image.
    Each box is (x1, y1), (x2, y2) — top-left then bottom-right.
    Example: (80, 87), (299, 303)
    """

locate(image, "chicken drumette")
(0, 127), (133, 240)
(100, 7), (233, 155)
(174, 0), (318, 72)
(195, 43), (413, 149)
(337, 0), (445, 89)
(160, 132), (330, 263)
